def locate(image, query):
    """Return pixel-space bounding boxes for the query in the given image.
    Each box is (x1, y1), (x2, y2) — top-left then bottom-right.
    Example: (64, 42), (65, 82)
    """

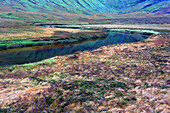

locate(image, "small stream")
(0, 32), (149, 66)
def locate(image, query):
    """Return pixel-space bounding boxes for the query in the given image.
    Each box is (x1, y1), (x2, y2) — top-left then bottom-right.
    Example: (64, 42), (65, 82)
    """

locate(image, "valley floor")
(0, 32), (169, 112)
(66, 24), (170, 31)
(0, 20), (108, 50)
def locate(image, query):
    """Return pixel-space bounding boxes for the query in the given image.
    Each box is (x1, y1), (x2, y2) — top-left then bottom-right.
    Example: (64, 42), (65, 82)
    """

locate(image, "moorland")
(0, 0), (170, 112)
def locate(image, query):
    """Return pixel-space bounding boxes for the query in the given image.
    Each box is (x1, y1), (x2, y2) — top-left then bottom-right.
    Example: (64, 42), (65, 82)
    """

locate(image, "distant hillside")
(0, 0), (169, 23)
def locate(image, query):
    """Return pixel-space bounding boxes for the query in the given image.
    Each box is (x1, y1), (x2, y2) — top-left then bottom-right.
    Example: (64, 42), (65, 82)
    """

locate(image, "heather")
(0, 33), (169, 112)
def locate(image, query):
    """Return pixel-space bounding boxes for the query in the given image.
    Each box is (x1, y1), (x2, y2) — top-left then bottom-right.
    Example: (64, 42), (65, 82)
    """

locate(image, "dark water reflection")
(0, 32), (149, 66)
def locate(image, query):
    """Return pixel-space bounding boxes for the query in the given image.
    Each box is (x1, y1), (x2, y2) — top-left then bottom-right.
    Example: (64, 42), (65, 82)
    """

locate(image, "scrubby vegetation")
(0, 33), (169, 112)
(0, 0), (169, 112)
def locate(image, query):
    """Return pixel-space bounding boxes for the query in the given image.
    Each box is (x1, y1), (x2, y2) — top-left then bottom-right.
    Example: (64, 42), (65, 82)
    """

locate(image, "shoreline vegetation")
(1, 23), (170, 51)
(0, 29), (108, 51)
(0, 28), (169, 112)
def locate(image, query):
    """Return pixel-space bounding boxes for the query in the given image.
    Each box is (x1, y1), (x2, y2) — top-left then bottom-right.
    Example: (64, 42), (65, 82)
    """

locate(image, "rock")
(118, 88), (125, 91)
(41, 82), (49, 86)
(134, 80), (142, 85)
(105, 95), (114, 99)
(21, 78), (31, 83)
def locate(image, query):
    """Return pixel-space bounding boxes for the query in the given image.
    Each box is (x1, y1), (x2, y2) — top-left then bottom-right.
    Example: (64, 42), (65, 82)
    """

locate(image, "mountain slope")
(0, 0), (169, 23)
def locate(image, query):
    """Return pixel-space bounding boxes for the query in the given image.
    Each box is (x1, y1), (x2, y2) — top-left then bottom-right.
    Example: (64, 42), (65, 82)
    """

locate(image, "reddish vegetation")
(152, 38), (169, 45)
(0, 33), (169, 112)
(32, 30), (107, 40)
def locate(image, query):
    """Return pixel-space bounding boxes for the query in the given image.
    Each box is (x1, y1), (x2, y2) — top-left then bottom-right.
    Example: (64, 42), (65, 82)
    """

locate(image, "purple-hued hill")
(0, 0), (169, 23)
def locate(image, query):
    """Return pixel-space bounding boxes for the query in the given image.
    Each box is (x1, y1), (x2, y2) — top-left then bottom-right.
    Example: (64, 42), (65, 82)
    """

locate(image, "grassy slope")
(0, 0), (169, 112)
(0, 0), (169, 23)
(0, 33), (169, 112)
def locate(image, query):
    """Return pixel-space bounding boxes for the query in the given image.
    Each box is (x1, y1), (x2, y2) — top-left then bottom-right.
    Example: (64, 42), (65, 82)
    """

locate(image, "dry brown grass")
(0, 27), (95, 40)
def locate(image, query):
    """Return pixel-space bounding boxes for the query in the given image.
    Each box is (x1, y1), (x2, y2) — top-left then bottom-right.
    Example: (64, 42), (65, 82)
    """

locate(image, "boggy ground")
(0, 33), (169, 112)
(0, 20), (108, 50)
(0, 27), (107, 50)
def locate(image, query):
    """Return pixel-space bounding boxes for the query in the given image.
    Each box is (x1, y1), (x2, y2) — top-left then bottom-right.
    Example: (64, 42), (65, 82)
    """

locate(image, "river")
(0, 31), (149, 66)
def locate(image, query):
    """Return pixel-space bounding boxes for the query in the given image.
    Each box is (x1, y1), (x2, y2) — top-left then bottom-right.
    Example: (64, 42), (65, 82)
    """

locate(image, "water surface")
(0, 32), (149, 66)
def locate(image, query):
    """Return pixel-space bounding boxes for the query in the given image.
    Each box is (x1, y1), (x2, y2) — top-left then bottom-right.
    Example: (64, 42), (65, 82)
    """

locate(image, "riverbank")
(1, 20), (109, 50)
(0, 28), (108, 50)
(1, 23), (170, 51)
(0, 32), (169, 112)
(0, 32), (148, 66)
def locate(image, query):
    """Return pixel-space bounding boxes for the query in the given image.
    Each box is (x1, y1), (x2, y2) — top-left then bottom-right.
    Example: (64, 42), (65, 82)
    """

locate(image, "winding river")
(0, 31), (149, 66)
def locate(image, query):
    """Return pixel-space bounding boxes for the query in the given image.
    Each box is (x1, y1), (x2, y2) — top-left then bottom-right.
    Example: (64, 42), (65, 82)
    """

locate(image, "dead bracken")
(0, 33), (169, 112)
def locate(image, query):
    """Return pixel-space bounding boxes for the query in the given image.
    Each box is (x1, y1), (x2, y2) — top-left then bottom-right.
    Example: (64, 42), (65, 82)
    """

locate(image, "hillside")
(0, 0), (169, 23)
(0, 0), (170, 112)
